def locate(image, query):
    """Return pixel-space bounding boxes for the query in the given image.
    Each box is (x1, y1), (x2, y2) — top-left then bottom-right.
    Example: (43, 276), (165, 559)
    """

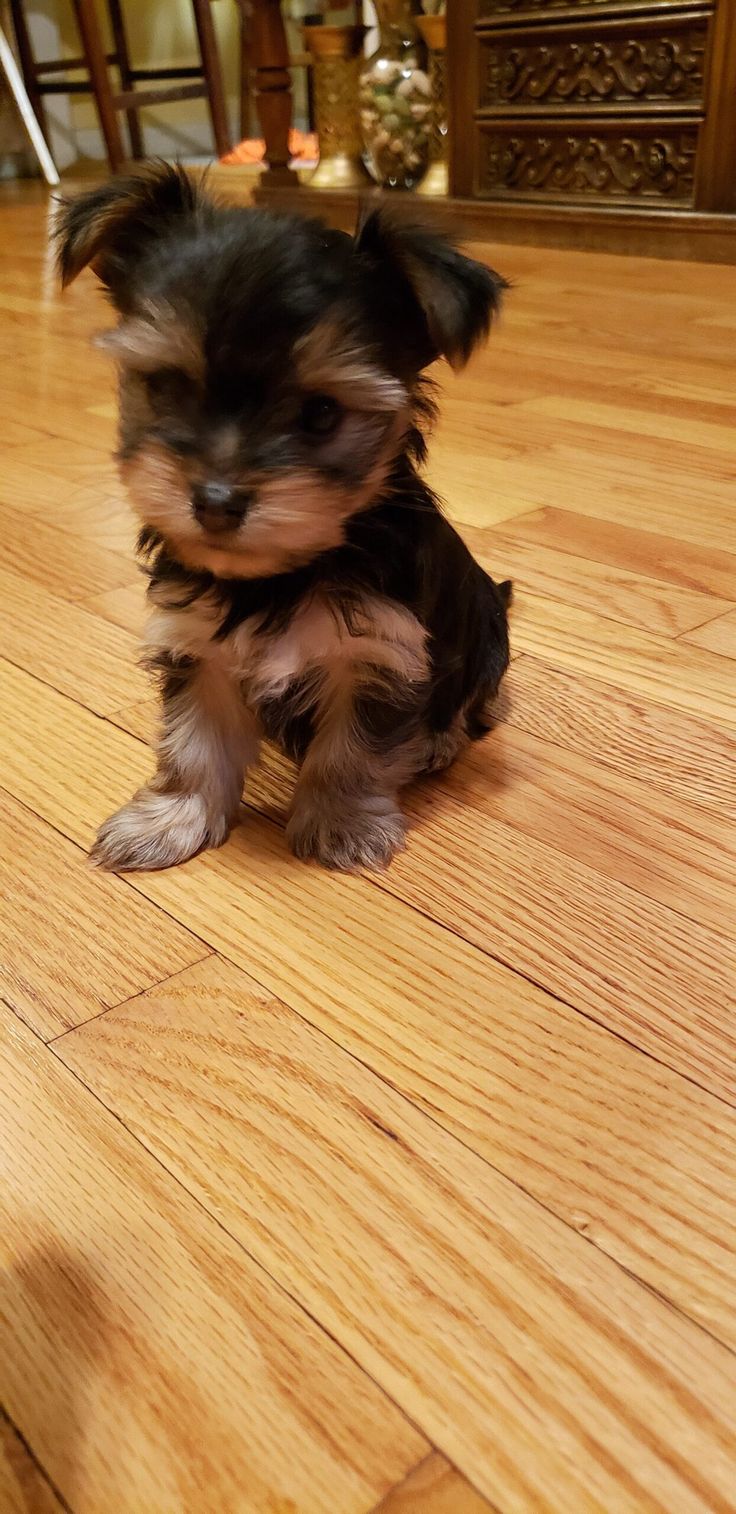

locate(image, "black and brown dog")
(59, 165), (510, 872)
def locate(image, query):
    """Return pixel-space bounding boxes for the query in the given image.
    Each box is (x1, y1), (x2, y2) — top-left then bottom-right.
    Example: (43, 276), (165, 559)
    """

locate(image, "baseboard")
(228, 173), (736, 262)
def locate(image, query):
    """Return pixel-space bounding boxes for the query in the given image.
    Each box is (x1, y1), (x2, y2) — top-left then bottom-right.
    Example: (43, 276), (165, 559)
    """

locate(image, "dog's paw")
(287, 793), (407, 872)
(90, 787), (232, 872)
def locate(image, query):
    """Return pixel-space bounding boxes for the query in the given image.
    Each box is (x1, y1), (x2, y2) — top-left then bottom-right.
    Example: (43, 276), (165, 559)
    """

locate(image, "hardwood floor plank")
(373, 1453), (497, 1513)
(682, 608), (736, 659)
(0, 789), (208, 1040)
(0, 1411), (66, 1514)
(0, 1007), (425, 1514)
(423, 724), (735, 936)
(511, 593), (736, 727)
(518, 393), (736, 457)
(5, 662), (736, 1341)
(0, 658), (153, 850)
(0, 565), (145, 715)
(86, 581), (148, 638)
(499, 657), (736, 819)
(461, 523), (734, 638)
(0, 501), (136, 602)
(107, 697), (158, 745)
(7, 653), (732, 1105)
(498, 507), (736, 601)
(0, 455), (136, 554)
(56, 955), (736, 1514)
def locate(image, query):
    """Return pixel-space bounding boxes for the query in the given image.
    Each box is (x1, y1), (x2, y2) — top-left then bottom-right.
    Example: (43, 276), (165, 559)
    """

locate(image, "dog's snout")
(192, 481), (253, 534)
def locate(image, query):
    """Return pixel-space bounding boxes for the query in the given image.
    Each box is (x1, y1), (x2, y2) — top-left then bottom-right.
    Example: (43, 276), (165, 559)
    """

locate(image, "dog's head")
(58, 165), (505, 578)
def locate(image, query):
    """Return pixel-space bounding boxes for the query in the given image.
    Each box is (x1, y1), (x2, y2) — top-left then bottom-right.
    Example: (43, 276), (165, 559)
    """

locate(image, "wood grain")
(499, 656), (736, 819)
(86, 581), (148, 637)
(0, 500), (135, 602)
(511, 592), (736, 727)
(0, 1006), (425, 1514)
(683, 607), (736, 658)
(0, 1411), (66, 1514)
(462, 522), (735, 638)
(373, 1454), (497, 1514)
(0, 789), (208, 1040)
(0, 563), (145, 714)
(5, 663), (736, 1345)
(57, 954), (736, 1514)
(499, 506), (736, 601)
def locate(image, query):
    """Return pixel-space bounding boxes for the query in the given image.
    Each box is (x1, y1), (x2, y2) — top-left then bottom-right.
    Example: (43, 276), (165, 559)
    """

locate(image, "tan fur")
(122, 425), (409, 580)
(98, 305), (203, 377)
(296, 320), (408, 412)
(92, 658), (258, 871)
(281, 596), (429, 870)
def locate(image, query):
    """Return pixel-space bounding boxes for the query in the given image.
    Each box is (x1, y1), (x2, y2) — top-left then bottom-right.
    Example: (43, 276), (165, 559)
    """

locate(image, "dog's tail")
(497, 578), (513, 609)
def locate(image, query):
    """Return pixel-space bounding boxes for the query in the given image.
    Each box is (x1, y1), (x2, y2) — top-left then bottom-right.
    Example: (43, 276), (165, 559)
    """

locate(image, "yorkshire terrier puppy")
(58, 165), (510, 872)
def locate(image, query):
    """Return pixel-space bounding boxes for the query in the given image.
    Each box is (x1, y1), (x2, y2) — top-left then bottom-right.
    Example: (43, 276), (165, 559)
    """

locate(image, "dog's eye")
(145, 367), (194, 405)
(300, 394), (342, 437)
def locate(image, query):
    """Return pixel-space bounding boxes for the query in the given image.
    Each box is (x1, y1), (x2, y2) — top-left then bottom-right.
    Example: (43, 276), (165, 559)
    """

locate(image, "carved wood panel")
(478, 19), (708, 110)
(477, 0), (670, 15)
(477, 121), (698, 200)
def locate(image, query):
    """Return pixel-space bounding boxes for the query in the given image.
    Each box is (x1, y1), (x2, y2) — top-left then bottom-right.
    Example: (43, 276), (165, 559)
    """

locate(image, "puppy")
(58, 165), (510, 872)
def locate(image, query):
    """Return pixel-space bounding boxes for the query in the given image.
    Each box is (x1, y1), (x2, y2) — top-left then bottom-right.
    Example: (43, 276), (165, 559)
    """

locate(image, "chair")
(9, 0), (231, 172)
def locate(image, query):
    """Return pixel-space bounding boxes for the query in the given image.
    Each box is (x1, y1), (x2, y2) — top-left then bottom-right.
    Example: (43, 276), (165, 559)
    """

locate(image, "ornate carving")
(479, 0), (659, 13)
(479, 127), (697, 200)
(482, 29), (706, 105)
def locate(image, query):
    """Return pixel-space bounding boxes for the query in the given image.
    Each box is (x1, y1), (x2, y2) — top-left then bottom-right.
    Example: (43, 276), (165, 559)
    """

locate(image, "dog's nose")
(191, 481), (252, 534)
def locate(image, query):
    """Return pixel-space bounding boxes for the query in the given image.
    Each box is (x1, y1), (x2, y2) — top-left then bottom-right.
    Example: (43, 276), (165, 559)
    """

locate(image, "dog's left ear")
(56, 161), (203, 303)
(355, 205), (507, 370)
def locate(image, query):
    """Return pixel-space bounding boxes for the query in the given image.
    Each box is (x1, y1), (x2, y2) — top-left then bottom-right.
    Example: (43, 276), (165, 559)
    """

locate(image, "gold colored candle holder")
(303, 25), (371, 190)
(415, 13), (448, 196)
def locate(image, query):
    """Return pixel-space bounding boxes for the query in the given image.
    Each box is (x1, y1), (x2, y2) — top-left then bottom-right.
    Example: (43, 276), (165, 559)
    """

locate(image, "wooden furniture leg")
(71, 0), (126, 170)
(9, 0), (49, 139)
(191, 0), (231, 158)
(0, 23), (59, 184)
(249, 0), (299, 187)
(105, 0), (144, 157)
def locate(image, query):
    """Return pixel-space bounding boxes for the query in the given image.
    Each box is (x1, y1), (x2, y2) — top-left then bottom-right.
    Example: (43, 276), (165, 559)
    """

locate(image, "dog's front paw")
(90, 787), (232, 872)
(287, 793), (407, 873)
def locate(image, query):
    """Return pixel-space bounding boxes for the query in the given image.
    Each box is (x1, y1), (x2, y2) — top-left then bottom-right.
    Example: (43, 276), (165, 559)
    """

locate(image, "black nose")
(191, 482), (253, 534)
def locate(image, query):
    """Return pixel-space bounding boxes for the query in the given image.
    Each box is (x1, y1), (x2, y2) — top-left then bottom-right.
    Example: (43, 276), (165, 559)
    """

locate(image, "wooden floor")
(1, 183), (735, 1514)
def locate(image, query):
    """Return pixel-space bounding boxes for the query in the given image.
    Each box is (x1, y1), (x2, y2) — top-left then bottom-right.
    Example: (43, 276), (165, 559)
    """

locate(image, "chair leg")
(237, 1), (252, 140)
(0, 24), (59, 184)
(191, 0), (230, 157)
(249, 0), (299, 187)
(72, 0), (126, 171)
(105, 0), (144, 158)
(8, 0), (49, 139)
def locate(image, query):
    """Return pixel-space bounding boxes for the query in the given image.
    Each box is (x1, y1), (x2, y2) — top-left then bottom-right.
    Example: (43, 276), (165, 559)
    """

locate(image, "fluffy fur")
(58, 164), (511, 872)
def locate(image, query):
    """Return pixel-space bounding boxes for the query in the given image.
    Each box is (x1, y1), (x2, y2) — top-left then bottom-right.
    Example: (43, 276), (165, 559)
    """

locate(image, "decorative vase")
(359, 0), (432, 190)
(416, 11), (448, 196)
(303, 24), (372, 189)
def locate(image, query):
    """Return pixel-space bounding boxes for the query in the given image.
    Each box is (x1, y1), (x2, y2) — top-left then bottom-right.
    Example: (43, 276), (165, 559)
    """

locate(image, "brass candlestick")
(416, 12), (448, 196)
(303, 24), (371, 190)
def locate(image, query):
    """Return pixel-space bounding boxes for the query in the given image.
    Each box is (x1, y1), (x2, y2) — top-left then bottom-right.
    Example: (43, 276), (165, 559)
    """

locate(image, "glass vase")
(359, 0), (432, 190)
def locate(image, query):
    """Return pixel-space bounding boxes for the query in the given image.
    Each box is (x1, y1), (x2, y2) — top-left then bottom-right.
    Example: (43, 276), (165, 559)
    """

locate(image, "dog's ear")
(56, 162), (202, 299)
(355, 205), (507, 370)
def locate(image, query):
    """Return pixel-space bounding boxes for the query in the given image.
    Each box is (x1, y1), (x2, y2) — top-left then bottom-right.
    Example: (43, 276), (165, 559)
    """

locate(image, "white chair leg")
(0, 24), (60, 186)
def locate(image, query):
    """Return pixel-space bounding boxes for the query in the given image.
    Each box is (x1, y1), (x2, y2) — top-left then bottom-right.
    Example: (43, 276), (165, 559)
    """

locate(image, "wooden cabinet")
(448, 0), (736, 247)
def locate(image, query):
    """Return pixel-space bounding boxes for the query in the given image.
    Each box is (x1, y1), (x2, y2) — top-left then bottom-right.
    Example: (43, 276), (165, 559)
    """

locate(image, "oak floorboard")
(0, 1007), (426, 1514)
(57, 954), (736, 1514)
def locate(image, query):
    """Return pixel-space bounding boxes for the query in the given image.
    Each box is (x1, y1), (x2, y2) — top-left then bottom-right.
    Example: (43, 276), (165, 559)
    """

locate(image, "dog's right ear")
(56, 162), (202, 300)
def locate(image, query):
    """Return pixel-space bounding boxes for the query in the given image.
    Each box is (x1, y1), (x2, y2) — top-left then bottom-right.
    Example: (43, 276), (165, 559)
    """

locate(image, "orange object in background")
(221, 129), (318, 165)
